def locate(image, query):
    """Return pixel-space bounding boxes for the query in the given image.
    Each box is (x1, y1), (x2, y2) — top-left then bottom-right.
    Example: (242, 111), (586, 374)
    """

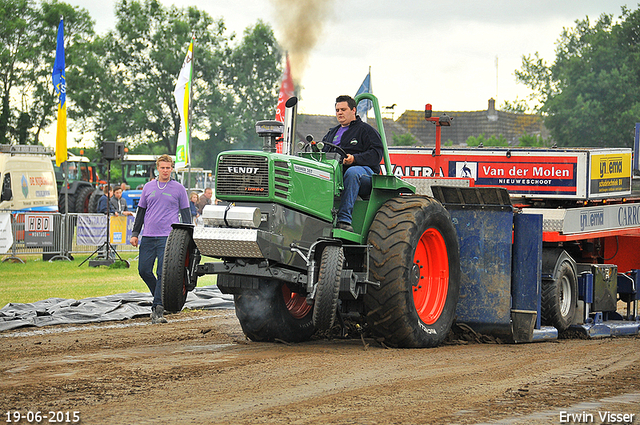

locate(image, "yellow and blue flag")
(52, 18), (67, 167)
(174, 38), (194, 169)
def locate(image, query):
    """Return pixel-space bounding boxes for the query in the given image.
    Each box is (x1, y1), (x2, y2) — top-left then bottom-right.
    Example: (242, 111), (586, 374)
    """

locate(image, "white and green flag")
(174, 38), (194, 169)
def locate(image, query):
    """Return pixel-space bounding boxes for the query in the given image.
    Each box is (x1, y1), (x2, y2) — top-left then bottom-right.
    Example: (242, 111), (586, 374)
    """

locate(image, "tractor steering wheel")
(323, 142), (349, 160)
(301, 135), (349, 162)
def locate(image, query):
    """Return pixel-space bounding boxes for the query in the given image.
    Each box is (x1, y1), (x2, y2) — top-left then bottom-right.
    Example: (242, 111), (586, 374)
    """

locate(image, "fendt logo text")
(227, 167), (260, 174)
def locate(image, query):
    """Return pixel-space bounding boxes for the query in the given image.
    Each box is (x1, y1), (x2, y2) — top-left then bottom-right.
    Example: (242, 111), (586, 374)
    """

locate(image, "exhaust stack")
(283, 96), (298, 155)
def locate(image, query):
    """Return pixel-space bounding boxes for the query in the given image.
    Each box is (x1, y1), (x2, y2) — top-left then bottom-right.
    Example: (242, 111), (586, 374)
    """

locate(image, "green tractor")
(162, 94), (461, 348)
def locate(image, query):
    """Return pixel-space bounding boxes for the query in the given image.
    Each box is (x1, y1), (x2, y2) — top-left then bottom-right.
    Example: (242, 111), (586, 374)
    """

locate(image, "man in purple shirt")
(130, 154), (191, 324)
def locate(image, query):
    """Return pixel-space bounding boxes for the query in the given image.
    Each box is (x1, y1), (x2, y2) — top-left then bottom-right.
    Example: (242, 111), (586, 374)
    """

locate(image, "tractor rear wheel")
(88, 189), (103, 213)
(365, 195), (460, 348)
(312, 245), (344, 331)
(74, 185), (94, 213)
(231, 277), (315, 343)
(58, 192), (75, 213)
(162, 227), (195, 312)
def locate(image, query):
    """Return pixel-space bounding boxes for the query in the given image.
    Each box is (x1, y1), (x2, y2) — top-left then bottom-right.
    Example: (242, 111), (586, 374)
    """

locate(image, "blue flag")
(52, 18), (67, 166)
(355, 71), (372, 121)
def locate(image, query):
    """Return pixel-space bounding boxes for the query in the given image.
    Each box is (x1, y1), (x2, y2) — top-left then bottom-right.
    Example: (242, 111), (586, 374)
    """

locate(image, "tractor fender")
(171, 222), (195, 237)
(542, 248), (577, 281)
(311, 237), (343, 264)
(60, 180), (93, 196)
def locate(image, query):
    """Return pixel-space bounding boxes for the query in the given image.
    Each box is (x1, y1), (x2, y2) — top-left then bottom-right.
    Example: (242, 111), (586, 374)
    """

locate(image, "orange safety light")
(425, 103), (432, 119)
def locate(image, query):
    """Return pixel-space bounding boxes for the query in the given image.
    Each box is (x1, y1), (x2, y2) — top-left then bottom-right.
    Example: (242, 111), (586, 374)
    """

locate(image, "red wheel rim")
(282, 285), (312, 319)
(412, 228), (449, 325)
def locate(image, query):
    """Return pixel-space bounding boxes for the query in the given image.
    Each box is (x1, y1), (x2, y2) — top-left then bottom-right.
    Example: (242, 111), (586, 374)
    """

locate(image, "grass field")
(0, 253), (217, 308)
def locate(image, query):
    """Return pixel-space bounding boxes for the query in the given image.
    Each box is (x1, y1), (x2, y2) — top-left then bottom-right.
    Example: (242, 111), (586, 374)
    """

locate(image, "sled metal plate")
(193, 227), (263, 258)
(522, 202), (640, 235)
(512, 213), (543, 336)
(521, 208), (565, 233)
(592, 264), (618, 312)
(450, 207), (514, 337)
(431, 186), (512, 210)
(403, 177), (471, 197)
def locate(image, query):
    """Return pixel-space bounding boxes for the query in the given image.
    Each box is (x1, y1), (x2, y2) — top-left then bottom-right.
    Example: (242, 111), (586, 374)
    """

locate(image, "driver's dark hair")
(336, 95), (356, 110)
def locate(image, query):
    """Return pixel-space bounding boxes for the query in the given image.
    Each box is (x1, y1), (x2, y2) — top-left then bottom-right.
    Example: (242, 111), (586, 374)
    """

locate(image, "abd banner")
(25, 214), (54, 247)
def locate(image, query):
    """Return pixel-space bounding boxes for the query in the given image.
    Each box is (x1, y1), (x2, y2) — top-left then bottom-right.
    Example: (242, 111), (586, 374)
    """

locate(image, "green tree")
(73, 0), (229, 154)
(501, 98), (531, 114)
(392, 131), (418, 146)
(73, 1), (281, 169)
(194, 21), (282, 166)
(515, 6), (640, 147)
(518, 133), (547, 147)
(465, 133), (508, 147)
(0, 0), (94, 145)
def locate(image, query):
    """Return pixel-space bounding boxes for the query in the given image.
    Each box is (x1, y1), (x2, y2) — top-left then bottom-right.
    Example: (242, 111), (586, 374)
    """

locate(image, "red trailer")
(387, 106), (640, 338)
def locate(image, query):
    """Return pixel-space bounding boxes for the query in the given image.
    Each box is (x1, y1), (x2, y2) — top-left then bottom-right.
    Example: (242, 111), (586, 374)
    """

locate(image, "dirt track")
(1, 309), (639, 425)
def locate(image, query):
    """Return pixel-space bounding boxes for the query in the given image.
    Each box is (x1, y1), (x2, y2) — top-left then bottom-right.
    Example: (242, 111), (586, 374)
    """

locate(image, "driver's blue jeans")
(338, 165), (374, 224)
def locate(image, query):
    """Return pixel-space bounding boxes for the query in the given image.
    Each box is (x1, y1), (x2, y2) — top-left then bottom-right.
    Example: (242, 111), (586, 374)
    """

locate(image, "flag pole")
(366, 66), (371, 120)
(174, 36), (194, 188)
(52, 16), (71, 261)
(61, 16), (69, 259)
(187, 34), (195, 190)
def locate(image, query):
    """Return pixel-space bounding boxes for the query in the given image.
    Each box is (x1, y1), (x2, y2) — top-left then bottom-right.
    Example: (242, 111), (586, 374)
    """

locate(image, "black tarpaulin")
(0, 286), (234, 332)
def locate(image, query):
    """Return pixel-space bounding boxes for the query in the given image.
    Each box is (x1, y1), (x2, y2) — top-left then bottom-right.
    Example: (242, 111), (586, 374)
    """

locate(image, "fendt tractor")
(161, 94), (640, 348)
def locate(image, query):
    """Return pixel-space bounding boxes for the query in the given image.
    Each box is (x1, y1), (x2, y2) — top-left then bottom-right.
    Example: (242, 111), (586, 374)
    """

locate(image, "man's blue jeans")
(138, 236), (168, 308)
(338, 165), (374, 224)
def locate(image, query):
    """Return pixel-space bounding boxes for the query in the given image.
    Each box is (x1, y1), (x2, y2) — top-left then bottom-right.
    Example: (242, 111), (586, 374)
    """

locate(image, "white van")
(0, 145), (59, 212)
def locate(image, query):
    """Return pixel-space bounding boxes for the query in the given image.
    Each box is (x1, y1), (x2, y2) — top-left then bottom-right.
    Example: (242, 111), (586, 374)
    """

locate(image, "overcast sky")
(64, 0), (632, 123)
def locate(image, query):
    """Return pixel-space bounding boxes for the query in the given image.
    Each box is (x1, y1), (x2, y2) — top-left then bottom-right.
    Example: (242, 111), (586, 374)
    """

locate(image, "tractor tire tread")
(232, 278), (316, 343)
(74, 185), (94, 214)
(364, 195), (460, 348)
(312, 245), (344, 331)
(540, 260), (577, 332)
(161, 227), (191, 312)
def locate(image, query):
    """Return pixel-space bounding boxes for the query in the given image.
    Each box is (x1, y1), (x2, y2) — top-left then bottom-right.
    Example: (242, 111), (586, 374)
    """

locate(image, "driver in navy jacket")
(321, 95), (383, 232)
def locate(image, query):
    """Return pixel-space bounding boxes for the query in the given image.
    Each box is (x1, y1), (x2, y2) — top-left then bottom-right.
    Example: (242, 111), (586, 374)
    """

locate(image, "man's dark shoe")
(337, 221), (354, 232)
(151, 305), (168, 324)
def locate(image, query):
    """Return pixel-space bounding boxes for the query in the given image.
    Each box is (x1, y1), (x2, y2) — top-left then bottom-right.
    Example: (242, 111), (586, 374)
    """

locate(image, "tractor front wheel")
(162, 227), (196, 312)
(365, 195), (461, 348)
(312, 245), (344, 331)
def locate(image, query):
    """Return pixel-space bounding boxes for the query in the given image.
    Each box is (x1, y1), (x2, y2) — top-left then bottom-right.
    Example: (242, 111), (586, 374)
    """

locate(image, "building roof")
(295, 114), (413, 146)
(397, 99), (549, 146)
(294, 99), (549, 148)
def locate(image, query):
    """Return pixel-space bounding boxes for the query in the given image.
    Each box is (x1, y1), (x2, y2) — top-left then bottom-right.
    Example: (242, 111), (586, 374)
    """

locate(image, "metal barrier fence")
(1, 211), (138, 263)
